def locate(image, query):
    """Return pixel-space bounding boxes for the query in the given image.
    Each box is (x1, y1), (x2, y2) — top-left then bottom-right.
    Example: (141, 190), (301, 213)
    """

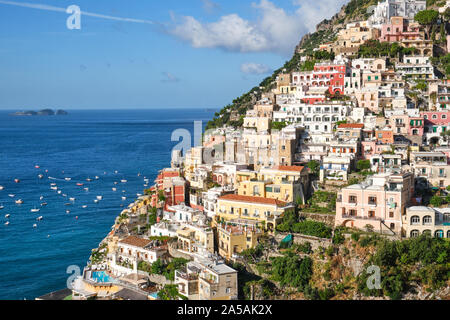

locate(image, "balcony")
(342, 214), (381, 221)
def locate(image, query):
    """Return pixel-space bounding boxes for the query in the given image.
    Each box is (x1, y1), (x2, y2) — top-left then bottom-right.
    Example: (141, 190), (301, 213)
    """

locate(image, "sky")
(0, 0), (349, 110)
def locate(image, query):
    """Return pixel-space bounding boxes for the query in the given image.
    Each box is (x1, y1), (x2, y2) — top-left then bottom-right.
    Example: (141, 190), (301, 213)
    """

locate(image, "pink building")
(407, 116), (424, 136)
(335, 172), (415, 235)
(380, 17), (422, 43)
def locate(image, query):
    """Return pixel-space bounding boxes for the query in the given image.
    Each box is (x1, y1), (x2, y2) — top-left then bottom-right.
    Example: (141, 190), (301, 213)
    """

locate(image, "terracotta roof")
(218, 194), (287, 206)
(119, 236), (151, 248)
(275, 165), (305, 172)
(338, 123), (364, 129)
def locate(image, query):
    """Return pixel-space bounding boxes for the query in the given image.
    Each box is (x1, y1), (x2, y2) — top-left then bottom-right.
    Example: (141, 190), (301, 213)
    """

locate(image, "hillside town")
(62, 0), (450, 300)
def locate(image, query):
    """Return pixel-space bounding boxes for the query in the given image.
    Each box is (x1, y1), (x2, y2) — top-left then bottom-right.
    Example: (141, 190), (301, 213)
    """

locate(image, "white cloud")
(161, 72), (180, 83)
(169, 0), (348, 56)
(201, 0), (220, 14)
(240, 62), (271, 75)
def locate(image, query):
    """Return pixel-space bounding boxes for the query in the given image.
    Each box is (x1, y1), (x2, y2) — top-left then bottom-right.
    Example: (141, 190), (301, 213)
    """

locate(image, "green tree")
(356, 159), (371, 171)
(307, 160), (320, 176)
(157, 285), (179, 300)
(414, 10), (439, 39)
(430, 195), (443, 207)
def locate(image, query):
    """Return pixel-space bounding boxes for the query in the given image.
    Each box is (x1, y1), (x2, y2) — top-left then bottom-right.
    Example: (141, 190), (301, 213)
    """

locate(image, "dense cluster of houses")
(71, 0), (450, 300)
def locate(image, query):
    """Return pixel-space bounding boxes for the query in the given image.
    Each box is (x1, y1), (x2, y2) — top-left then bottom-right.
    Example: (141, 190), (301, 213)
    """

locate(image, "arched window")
(435, 230), (444, 238)
(410, 230), (419, 237)
(423, 215), (432, 225)
(422, 229), (432, 236)
(410, 216), (420, 225)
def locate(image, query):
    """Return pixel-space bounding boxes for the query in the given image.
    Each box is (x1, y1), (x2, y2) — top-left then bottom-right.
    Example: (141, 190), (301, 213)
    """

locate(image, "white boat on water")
(112, 188), (117, 192)
(41, 202), (47, 206)
(39, 196), (44, 200)
(69, 197), (76, 201)
(8, 194), (15, 198)
(5, 214), (10, 218)
(5, 221), (9, 226)
(38, 174), (44, 179)
(0, 186), (4, 190)
(50, 183), (56, 186)
(48, 177), (56, 180)
(121, 196), (126, 201)
(86, 178), (92, 182)
(33, 224), (37, 228)
(84, 187), (89, 191)
(114, 170), (118, 174)
(114, 181), (118, 185)
(36, 216), (43, 221)
(62, 194), (67, 197)
(15, 199), (23, 204)
(65, 178), (71, 181)
(66, 210), (70, 214)
(96, 196), (103, 200)
(82, 205), (87, 208)
(51, 186), (57, 190)
(94, 199), (99, 203)
(137, 193), (142, 197)
(121, 180), (127, 183)
(95, 176), (99, 180)
(30, 208), (40, 213)
(0, 205), (3, 210)
(57, 190), (62, 194)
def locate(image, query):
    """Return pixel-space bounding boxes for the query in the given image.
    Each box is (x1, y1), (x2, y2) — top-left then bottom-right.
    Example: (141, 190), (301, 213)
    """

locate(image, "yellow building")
(176, 224), (214, 256)
(215, 194), (294, 231)
(217, 220), (262, 260)
(237, 166), (310, 203)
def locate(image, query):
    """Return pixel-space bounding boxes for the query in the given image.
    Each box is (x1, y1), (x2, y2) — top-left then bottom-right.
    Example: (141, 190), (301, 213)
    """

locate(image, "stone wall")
(299, 212), (336, 226)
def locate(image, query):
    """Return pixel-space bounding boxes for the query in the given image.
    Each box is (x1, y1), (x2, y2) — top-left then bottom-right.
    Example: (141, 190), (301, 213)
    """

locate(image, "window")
(410, 216), (420, 225)
(368, 196), (377, 205)
(349, 195), (357, 203)
(423, 215), (432, 225)
(410, 230), (419, 237)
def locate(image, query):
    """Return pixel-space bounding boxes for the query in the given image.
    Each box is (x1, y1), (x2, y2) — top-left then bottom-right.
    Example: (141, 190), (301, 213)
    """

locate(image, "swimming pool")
(149, 292), (158, 300)
(91, 271), (114, 283)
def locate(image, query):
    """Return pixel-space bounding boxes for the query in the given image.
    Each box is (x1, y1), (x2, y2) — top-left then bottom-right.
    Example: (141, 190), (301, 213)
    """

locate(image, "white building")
(369, 0), (426, 27)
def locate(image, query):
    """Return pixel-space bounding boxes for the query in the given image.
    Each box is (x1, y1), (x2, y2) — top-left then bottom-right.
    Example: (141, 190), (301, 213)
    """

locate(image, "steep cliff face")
(206, 0), (384, 130)
(296, 0), (379, 54)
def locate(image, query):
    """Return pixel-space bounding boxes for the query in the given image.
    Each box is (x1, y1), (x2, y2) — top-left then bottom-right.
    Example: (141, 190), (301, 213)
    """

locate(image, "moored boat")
(15, 199), (23, 204)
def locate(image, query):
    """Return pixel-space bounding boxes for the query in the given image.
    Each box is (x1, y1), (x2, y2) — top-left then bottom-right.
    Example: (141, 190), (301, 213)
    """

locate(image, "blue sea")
(0, 108), (216, 300)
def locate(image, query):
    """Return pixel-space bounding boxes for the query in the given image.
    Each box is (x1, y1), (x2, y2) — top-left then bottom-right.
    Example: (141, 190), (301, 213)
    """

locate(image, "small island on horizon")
(10, 109), (68, 116)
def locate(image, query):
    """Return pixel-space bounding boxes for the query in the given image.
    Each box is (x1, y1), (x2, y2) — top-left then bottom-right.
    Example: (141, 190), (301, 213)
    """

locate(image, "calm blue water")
(0, 109), (215, 300)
